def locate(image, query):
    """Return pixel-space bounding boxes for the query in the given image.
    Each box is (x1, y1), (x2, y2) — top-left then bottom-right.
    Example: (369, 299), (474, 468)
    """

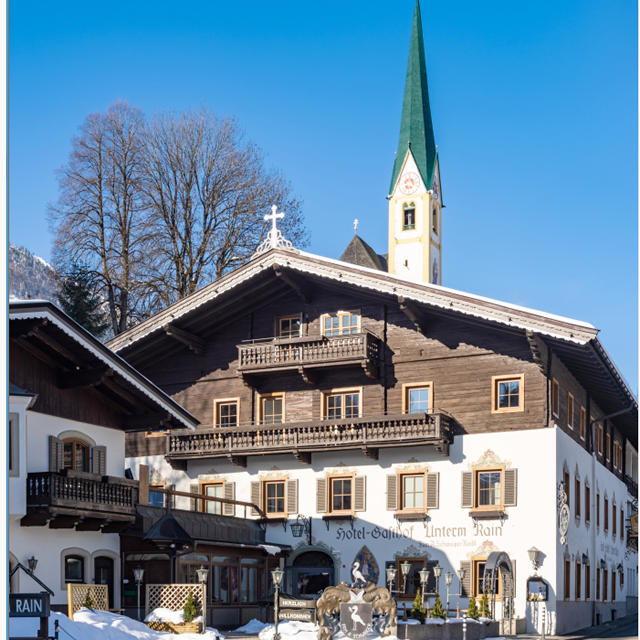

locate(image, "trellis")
(145, 583), (206, 622)
(67, 584), (109, 620)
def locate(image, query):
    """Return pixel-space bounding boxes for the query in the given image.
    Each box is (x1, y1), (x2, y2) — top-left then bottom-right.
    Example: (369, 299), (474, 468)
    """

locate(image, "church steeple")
(389, 0), (437, 195)
(387, 0), (442, 286)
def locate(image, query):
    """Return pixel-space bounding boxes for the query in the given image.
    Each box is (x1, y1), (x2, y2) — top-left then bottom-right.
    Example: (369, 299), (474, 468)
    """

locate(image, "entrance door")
(94, 556), (114, 609)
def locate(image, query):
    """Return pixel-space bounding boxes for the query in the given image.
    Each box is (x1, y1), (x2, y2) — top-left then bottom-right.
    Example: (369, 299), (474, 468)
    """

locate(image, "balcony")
(22, 470), (139, 532)
(166, 410), (452, 468)
(237, 331), (379, 383)
(625, 476), (638, 500)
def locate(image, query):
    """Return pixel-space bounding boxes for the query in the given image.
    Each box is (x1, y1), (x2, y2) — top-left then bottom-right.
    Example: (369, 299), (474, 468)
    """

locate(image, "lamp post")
(133, 566), (145, 621)
(444, 571), (453, 617)
(433, 565), (443, 596)
(528, 547), (541, 573)
(418, 568), (430, 608)
(386, 565), (398, 595)
(272, 567), (284, 640)
(195, 566), (209, 634)
(400, 560), (411, 594)
(27, 556), (38, 573)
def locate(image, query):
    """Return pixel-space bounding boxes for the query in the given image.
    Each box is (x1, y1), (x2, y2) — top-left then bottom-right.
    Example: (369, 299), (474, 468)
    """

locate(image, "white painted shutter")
(316, 477), (327, 513)
(91, 445), (107, 475)
(354, 476), (366, 512)
(386, 474), (398, 511)
(190, 483), (200, 511)
(460, 561), (472, 597)
(504, 469), (517, 507)
(251, 481), (262, 517)
(426, 472), (439, 509)
(461, 471), (474, 508)
(223, 482), (235, 516)
(49, 436), (64, 472)
(286, 479), (298, 515)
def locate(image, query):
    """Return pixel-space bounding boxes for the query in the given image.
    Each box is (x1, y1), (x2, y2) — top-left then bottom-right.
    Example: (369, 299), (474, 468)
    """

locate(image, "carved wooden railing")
(166, 411), (452, 462)
(625, 476), (638, 500)
(26, 470), (139, 515)
(237, 331), (379, 377)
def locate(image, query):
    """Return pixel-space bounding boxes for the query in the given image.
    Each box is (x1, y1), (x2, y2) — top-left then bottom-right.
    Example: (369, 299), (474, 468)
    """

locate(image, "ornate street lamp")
(386, 565), (398, 595)
(528, 547), (541, 572)
(272, 567), (284, 640)
(27, 556), (38, 573)
(289, 515), (312, 545)
(418, 568), (430, 608)
(400, 560), (411, 594)
(444, 571), (453, 617)
(433, 564), (443, 596)
(133, 566), (145, 621)
(196, 565), (209, 584)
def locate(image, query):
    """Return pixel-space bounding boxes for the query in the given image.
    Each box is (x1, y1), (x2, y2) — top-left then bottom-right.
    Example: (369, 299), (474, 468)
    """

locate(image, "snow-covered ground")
(9, 609), (223, 640)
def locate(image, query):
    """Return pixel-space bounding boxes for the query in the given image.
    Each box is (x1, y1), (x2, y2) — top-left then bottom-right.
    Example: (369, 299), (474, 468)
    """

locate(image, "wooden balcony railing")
(625, 476), (638, 500)
(26, 470), (139, 516)
(166, 411), (452, 467)
(237, 331), (379, 380)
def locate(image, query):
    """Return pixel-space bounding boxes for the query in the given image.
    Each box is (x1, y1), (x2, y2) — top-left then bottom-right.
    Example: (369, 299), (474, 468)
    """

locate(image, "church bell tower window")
(432, 205), (438, 234)
(403, 203), (416, 230)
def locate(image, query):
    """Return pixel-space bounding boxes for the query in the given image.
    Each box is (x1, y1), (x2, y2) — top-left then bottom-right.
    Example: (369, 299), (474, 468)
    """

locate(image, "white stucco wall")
(9, 396), (31, 521)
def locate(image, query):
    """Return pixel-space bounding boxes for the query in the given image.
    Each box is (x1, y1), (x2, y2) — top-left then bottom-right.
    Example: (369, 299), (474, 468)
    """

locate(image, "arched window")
(65, 555), (85, 583)
(432, 205), (438, 234)
(63, 439), (89, 471)
(403, 203), (416, 230)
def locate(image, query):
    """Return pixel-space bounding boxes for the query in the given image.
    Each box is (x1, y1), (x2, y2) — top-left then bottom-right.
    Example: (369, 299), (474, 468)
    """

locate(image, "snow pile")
(10, 609), (222, 640)
(397, 619), (421, 625)
(235, 619), (272, 634)
(256, 621), (398, 640)
(144, 608), (204, 624)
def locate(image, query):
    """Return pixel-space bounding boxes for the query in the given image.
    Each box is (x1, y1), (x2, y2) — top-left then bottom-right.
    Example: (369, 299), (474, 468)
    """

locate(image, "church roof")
(389, 0), (438, 195)
(339, 234), (386, 271)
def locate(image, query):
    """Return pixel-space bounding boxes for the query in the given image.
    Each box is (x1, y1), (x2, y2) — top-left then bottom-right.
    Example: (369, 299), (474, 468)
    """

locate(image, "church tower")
(388, 0), (442, 285)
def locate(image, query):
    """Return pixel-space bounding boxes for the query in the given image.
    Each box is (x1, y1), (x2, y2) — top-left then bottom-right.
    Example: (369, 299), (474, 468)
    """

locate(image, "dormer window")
(403, 203), (416, 230)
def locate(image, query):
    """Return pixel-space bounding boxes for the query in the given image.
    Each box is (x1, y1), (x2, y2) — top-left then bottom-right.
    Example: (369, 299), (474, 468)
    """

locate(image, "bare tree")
(141, 107), (307, 308)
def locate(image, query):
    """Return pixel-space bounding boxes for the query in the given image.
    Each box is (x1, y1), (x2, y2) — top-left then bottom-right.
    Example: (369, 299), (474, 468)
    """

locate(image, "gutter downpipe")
(588, 405), (634, 626)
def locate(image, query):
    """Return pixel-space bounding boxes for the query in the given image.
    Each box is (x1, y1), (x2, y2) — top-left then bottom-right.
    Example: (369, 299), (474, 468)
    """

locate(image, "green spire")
(389, 0), (437, 195)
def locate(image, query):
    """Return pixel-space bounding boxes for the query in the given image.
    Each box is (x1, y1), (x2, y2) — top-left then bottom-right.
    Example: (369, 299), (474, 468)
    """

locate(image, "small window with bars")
(403, 203), (416, 230)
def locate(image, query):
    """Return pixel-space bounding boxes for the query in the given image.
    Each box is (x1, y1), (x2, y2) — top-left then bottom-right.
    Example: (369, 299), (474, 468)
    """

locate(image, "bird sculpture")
(352, 562), (366, 587)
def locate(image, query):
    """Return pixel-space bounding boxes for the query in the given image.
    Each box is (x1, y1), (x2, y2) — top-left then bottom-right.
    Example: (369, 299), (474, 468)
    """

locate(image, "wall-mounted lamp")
(196, 565), (209, 584)
(527, 547), (541, 572)
(582, 554), (589, 565)
(600, 560), (607, 570)
(27, 556), (38, 573)
(617, 563), (624, 573)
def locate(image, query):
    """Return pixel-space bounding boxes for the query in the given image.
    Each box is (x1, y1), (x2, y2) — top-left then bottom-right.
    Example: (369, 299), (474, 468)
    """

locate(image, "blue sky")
(9, 0), (638, 391)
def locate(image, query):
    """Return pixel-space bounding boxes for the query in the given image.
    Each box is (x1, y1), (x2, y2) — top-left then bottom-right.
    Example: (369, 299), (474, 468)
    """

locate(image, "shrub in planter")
(183, 589), (198, 623)
(430, 596), (446, 620)
(467, 596), (480, 620)
(82, 589), (93, 611)
(411, 588), (427, 623)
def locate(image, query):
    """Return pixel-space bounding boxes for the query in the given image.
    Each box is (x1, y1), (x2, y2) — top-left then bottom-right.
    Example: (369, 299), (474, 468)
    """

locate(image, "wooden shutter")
(354, 476), (366, 512)
(251, 481), (262, 517)
(91, 445), (107, 475)
(426, 472), (439, 509)
(316, 477), (327, 513)
(460, 561), (472, 597)
(286, 479), (299, 515)
(49, 436), (64, 472)
(223, 482), (235, 516)
(504, 468), (517, 507)
(425, 561), (438, 593)
(164, 483), (175, 509)
(386, 474), (397, 511)
(190, 483), (200, 511)
(461, 471), (473, 508)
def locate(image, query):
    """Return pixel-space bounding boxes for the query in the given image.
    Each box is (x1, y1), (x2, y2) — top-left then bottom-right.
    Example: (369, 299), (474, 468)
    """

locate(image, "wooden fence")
(67, 584), (108, 620)
(145, 583), (206, 622)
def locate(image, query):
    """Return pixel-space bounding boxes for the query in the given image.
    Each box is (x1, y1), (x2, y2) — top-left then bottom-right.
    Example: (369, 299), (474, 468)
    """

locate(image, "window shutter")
(91, 445), (107, 476)
(316, 477), (327, 513)
(223, 482), (235, 516)
(426, 561), (438, 593)
(286, 479), (298, 515)
(504, 469), (517, 507)
(426, 472), (439, 509)
(164, 483), (175, 509)
(460, 561), (472, 597)
(250, 481), (262, 517)
(49, 436), (64, 472)
(354, 476), (366, 512)
(386, 474), (397, 511)
(461, 471), (473, 508)
(511, 559), (516, 597)
(190, 483), (200, 512)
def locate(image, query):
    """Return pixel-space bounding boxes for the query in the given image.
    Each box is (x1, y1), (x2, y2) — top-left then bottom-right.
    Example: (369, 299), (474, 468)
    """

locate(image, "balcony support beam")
(298, 366), (318, 385)
(362, 446), (379, 460)
(49, 515), (84, 529)
(163, 323), (207, 356)
(227, 454), (247, 468)
(273, 263), (312, 303)
(398, 296), (429, 335)
(56, 367), (114, 390)
(123, 412), (172, 431)
(294, 451), (312, 465)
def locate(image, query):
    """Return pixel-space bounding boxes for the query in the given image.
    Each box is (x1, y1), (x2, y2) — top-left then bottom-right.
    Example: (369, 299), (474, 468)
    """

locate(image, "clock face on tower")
(399, 173), (420, 195)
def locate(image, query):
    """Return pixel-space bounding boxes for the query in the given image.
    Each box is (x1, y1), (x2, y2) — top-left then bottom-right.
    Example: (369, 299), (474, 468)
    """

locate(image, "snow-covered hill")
(9, 244), (59, 303)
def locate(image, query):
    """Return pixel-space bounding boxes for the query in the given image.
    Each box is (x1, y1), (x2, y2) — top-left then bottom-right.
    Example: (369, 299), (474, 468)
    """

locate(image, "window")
(552, 379), (560, 417)
(598, 425), (604, 455)
(567, 393), (574, 429)
(606, 434), (611, 461)
(432, 206), (438, 234)
(475, 469), (502, 509)
(145, 429), (170, 438)
(329, 476), (352, 513)
(278, 315), (301, 338)
(563, 470), (570, 507)
(323, 312), (360, 336)
(564, 559), (571, 600)
(402, 382), (432, 414)
(585, 564), (591, 600)
(620, 571), (624, 589)
(215, 399), (239, 428)
(585, 485), (591, 523)
(400, 473), (425, 511)
(613, 503), (617, 537)
(604, 498), (609, 532)
(603, 569), (608, 602)
(580, 407), (586, 441)
(260, 394), (284, 424)
(403, 203), (416, 230)
(264, 480), (286, 516)
(65, 555), (84, 583)
(575, 561), (581, 600)
(612, 571), (616, 601)
(621, 508), (624, 541)
(596, 567), (600, 601)
(149, 484), (165, 508)
(63, 439), (89, 472)
(575, 478), (581, 519)
(492, 375), (524, 413)
(9, 414), (19, 477)
(202, 483), (224, 515)
(324, 389), (361, 420)
(597, 492), (600, 528)
(473, 558), (501, 598)
(391, 559), (437, 599)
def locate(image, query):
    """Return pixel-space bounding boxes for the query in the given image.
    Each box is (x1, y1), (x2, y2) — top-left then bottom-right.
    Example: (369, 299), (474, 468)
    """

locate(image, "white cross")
(354, 218), (359, 232)
(264, 205), (285, 248)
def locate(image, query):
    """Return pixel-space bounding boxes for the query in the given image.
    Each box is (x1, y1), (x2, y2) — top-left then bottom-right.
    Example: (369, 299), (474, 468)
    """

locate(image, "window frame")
(472, 557), (502, 599)
(491, 374), (525, 414)
(328, 474), (354, 515)
(474, 466), (504, 510)
(606, 434), (611, 461)
(585, 484), (591, 523)
(621, 508), (624, 542)
(613, 503), (617, 538)
(431, 204), (438, 235)
(596, 567), (600, 601)
(598, 425), (604, 455)
(262, 479), (287, 517)
(258, 392), (285, 425)
(321, 387), (362, 420)
(563, 470), (571, 507)
(567, 393), (574, 430)
(63, 438), (90, 472)
(402, 202), (416, 231)
(579, 407), (586, 441)
(604, 497), (609, 532)
(585, 563), (591, 601)
(575, 478), (581, 519)
(552, 379), (560, 418)
(597, 492), (600, 528)
(276, 314), (303, 339)
(564, 559), (571, 600)
(575, 561), (581, 601)
(603, 568), (608, 602)
(64, 554), (85, 584)
(201, 481), (225, 515)
(398, 471), (427, 513)
(149, 483), (165, 508)
(9, 414), (19, 477)
(321, 311), (361, 337)
(401, 382), (433, 415)
(214, 398), (240, 428)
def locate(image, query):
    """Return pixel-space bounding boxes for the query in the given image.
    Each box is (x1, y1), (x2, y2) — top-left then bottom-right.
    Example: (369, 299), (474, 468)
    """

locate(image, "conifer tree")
(430, 596), (446, 620)
(480, 591), (490, 618)
(410, 588), (426, 623)
(183, 588), (198, 623)
(57, 263), (110, 339)
(81, 588), (93, 611)
(467, 596), (480, 620)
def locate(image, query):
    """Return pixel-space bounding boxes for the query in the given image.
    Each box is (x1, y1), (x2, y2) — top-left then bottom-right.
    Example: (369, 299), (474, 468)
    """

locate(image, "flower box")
(146, 621), (202, 634)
